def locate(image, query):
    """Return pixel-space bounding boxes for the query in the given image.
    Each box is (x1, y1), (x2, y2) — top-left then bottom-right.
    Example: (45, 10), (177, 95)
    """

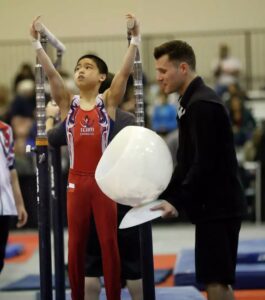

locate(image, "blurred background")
(1, 0), (265, 225)
(0, 1), (265, 299)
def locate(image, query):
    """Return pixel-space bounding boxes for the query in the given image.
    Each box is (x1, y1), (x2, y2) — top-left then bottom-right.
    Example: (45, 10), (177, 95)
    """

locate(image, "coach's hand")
(151, 200), (178, 218)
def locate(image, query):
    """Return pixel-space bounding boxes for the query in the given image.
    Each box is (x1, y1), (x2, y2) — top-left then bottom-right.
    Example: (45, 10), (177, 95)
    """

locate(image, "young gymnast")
(30, 14), (140, 300)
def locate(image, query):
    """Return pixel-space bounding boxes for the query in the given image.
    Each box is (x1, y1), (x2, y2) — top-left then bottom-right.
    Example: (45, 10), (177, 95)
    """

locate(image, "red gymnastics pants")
(67, 170), (121, 300)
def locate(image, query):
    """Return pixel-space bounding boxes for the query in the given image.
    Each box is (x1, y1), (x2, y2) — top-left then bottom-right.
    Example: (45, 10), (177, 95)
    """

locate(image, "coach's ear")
(179, 62), (189, 75)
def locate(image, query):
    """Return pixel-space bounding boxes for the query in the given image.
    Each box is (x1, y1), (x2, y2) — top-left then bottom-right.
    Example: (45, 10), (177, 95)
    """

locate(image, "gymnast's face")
(155, 54), (187, 95)
(74, 58), (105, 90)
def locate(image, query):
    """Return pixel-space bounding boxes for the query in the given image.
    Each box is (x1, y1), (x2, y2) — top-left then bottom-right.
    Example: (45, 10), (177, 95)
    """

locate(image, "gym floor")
(0, 221), (264, 300)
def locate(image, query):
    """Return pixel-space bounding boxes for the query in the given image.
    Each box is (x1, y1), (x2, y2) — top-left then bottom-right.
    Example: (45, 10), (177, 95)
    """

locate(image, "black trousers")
(0, 216), (11, 273)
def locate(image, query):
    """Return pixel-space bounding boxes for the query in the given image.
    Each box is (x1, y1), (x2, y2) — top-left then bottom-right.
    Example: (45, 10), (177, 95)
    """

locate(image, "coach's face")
(155, 54), (187, 95)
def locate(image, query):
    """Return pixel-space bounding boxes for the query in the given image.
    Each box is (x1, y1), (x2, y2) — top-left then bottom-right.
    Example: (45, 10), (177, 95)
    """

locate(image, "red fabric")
(66, 105), (120, 299)
(67, 171), (121, 300)
(72, 107), (102, 173)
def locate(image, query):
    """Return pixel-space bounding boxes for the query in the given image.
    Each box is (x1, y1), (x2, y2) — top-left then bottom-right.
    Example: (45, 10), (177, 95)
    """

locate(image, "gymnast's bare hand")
(151, 200), (178, 218)
(16, 204), (28, 228)
(126, 13), (140, 37)
(30, 16), (41, 40)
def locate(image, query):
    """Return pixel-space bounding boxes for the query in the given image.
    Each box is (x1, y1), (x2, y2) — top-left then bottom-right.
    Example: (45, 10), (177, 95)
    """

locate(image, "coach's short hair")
(154, 40), (196, 71)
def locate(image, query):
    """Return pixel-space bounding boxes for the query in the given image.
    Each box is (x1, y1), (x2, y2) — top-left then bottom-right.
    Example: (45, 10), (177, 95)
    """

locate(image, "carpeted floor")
(5, 233), (39, 263)
(154, 254), (176, 287)
(4, 232), (265, 300)
(153, 254), (265, 300)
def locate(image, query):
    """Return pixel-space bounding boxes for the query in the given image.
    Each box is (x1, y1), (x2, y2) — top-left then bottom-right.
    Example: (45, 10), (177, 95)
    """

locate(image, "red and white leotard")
(66, 94), (109, 172)
(65, 95), (121, 300)
(0, 121), (16, 216)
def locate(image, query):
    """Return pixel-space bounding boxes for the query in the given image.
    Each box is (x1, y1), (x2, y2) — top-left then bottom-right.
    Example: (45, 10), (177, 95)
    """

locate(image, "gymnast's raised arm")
(103, 14), (140, 118)
(30, 16), (71, 119)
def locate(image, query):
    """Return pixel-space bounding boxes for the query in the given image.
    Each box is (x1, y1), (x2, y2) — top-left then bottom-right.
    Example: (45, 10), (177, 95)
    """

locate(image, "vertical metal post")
(49, 145), (65, 300)
(127, 26), (156, 300)
(35, 33), (53, 300)
(49, 48), (66, 300)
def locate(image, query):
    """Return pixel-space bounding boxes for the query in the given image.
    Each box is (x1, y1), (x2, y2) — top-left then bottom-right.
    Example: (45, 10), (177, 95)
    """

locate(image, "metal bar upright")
(35, 33), (53, 300)
(127, 24), (156, 300)
(49, 48), (66, 300)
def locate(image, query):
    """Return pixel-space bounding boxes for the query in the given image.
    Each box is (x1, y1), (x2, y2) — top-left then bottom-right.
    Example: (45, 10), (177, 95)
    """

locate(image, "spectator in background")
(120, 73), (149, 126)
(13, 63), (35, 93)
(255, 122), (265, 221)
(212, 44), (241, 97)
(222, 82), (249, 104)
(120, 86), (135, 115)
(0, 84), (11, 123)
(242, 122), (265, 222)
(151, 90), (177, 137)
(243, 127), (263, 162)
(9, 79), (36, 175)
(227, 95), (256, 147)
(10, 79), (36, 119)
(0, 120), (28, 274)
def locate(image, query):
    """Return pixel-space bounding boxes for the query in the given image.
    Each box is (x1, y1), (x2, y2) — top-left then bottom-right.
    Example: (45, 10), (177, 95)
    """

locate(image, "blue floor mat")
(156, 268), (172, 284)
(72, 287), (205, 300)
(237, 239), (265, 263)
(5, 243), (24, 259)
(0, 269), (172, 291)
(0, 275), (68, 291)
(35, 286), (205, 300)
(174, 239), (265, 290)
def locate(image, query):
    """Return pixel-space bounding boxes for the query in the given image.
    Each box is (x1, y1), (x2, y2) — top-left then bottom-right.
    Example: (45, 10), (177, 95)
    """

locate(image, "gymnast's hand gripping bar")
(33, 21), (65, 138)
(127, 19), (145, 127)
(34, 21), (66, 52)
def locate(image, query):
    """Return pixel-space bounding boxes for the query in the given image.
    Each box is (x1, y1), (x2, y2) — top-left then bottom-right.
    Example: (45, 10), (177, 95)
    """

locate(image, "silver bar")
(35, 22), (66, 52)
(35, 64), (47, 138)
(133, 49), (145, 127)
(126, 22), (144, 127)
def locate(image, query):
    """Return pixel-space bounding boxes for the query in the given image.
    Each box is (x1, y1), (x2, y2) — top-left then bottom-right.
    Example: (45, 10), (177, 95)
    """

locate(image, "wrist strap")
(130, 35), (141, 47)
(31, 39), (42, 50)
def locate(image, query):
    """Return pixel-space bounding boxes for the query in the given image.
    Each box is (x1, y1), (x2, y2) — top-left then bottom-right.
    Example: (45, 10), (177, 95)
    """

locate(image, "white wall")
(0, 0), (264, 40)
(1, 0), (265, 90)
